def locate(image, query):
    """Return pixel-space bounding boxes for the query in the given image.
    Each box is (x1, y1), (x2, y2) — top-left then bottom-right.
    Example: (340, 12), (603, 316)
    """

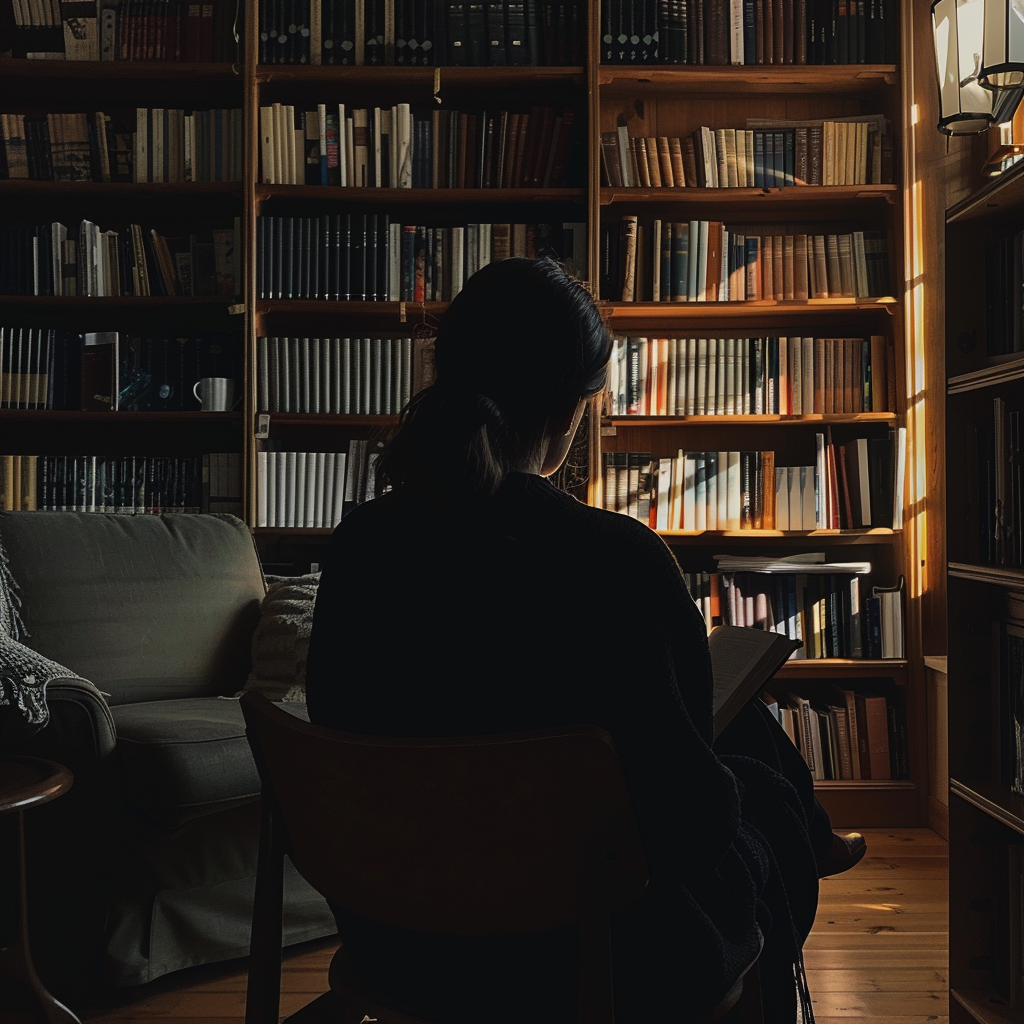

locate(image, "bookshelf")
(0, 0), (923, 825)
(944, 163), (1024, 1024)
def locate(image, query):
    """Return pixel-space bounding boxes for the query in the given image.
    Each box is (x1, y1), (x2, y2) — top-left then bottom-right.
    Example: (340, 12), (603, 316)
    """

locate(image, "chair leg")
(245, 803), (285, 1024)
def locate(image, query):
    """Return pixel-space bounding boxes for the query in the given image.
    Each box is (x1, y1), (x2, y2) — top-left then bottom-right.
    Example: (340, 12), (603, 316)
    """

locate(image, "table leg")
(0, 810), (81, 1024)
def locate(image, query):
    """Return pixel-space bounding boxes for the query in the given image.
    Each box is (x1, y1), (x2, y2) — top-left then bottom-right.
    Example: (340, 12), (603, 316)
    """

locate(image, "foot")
(817, 832), (867, 878)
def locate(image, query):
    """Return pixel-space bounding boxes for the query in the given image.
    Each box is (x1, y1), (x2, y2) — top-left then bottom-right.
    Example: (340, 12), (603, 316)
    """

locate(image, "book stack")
(258, 0), (586, 66)
(683, 558), (905, 661)
(984, 229), (1024, 356)
(603, 430), (904, 532)
(601, 116), (892, 189)
(256, 215), (587, 301)
(605, 334), (893, 416)
(259, 102), (576, 189)
(257, 335), (424, 415)
(0, 453), (239, 513)
(600, 0), (897, 65)
(0, 109), (242, 183)
(7, 0), (237, 61)
(0, 219), (241, 298)
(255, 438), (385, 527)
(763, 686), (909, 780)
(977, 398), (1024, 567)
(601, 218), (891, 302)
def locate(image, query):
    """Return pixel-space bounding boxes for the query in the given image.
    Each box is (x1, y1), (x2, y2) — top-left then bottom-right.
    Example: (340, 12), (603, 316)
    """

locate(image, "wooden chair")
(239, 691), (763, 1024)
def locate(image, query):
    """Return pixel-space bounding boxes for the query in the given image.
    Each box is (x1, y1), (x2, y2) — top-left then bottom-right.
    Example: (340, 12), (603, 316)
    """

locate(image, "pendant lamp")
(933, 0), (1024, 134)
(980, 0), (1024, 88)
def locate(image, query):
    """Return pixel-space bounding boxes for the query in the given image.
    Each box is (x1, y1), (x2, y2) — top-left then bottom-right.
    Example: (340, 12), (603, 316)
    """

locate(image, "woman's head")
(377, 257), (610, 502)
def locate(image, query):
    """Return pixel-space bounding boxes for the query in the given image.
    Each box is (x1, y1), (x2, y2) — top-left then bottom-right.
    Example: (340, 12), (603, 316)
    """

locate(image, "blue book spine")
(773, 131), (785, 187)
(862, 339), (871, 410)
(754, 131), (765, 187)
(767, 337), (778, 413)
(672, 223), (688, 301)
(661, 221), (673, 301)
(783, 129), (795, 186)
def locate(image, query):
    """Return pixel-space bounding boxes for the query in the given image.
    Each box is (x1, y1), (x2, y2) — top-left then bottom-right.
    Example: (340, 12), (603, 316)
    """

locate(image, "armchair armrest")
(10, 677), (117, 777)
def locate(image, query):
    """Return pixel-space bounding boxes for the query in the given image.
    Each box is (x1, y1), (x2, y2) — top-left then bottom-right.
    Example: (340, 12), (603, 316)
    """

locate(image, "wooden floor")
(75, 828), (948, 1024)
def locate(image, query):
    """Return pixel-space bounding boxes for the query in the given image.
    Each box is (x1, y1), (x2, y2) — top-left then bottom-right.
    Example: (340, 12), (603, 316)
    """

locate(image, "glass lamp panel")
(981, 0), (1024, 88)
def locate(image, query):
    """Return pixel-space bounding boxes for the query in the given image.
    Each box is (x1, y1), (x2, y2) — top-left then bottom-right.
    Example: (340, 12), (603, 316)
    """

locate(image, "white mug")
(193, 377), (235, 412)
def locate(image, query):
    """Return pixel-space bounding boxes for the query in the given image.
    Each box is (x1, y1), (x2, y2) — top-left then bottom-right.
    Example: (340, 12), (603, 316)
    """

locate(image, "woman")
(305, 256), (859, 1022)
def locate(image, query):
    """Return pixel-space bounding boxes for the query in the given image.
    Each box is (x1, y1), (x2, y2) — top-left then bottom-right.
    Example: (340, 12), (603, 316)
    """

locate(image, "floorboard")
(74, 826), (947, 1024)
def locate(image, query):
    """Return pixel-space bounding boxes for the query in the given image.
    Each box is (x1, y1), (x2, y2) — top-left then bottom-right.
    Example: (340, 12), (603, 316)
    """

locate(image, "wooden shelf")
(599, 185), (898, 206)
(951, 988), (1022, 1024)
(259, 413), (400, 426)
(597, 64), (899, 93)
(604, 413), (897, 425)
(602, 297), (898, 326)
(774, 657), (909, 670)
(951, 779), (1024, 837)
(947, 354), (1024, 394)
(0, 410), (241, 423)
(946, 157), (1024, 225)
(0, 295), (242, 310)
(257, 186), (586, 203)
(811, 777), (916, 789)
(0, 59), (242, 80)
(255, 65), (586, 86)
(256, 299), (446, 318)
(0, 181), (243, 199)
(947, 563), (1024, 588)
(252, 527), (335, 536)
(655, 527), (897, 539)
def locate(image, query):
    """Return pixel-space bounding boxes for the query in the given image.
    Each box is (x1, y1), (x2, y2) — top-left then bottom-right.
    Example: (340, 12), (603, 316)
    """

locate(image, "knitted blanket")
(0, 527), (83, 734)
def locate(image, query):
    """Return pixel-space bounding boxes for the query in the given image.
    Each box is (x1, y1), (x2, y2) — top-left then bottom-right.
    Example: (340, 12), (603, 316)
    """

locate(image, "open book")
(710, 625), (803, 737)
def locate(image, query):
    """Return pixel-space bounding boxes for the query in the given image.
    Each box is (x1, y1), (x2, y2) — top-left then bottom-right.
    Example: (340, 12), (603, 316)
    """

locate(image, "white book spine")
(256, 451), (268, 527)
(726, 450), (741, 529)
(717, 451), (729, 528)
(303, 451), (317, 528)
(322, 452), (336, 528)
(683, 453), (697, 531)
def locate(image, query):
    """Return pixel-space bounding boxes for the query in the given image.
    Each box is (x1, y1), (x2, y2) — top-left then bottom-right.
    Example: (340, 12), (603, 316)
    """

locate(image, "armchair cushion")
(112, 698), (310, 829)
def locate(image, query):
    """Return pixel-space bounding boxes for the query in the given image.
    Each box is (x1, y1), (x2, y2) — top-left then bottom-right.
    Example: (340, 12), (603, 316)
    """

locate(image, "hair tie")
(473, 393), (507, 433)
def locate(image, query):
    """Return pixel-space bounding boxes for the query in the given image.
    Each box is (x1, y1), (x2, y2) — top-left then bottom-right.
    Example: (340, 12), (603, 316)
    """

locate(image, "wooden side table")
(0, 756), (81, 1024)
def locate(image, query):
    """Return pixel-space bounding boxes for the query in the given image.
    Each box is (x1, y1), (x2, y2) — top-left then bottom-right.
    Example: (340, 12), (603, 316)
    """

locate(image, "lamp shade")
(933, 0), (1024, 133)
(981, 0), (1024, 88)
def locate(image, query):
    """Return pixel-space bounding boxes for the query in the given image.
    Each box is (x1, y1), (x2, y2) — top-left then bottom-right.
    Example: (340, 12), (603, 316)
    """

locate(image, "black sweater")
(305, 472), (814, 1021)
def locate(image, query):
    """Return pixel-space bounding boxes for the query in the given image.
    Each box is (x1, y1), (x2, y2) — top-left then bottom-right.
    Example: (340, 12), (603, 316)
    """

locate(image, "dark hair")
(376, 257), (610, 503)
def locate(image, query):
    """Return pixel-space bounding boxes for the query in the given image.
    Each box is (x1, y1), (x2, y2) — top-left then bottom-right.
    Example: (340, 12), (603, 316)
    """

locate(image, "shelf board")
(811, 778), (916, 789)
(256, 299), (446, 318)
(0, 180), (243, 199)
(946, 157), (1024, 224)
(951, 988), (1022, 1024)
(257, 185), (586, 202)
(0, 410), (241, 423)
(950, 779), (1024, 837)
(947, 354), (1024, 394)
(0, 59), (242, 80)
(260, 413), (399, 426)
(599, 185), (898, 206)
(603, 298), (898, 324)
(948, 562), (1024, 588)
(252, 527), (335, 536)
(0, 295), (242, 310)
(656, 527), (897, 538)
(774, 657), (909, 670)
(605, 413), (897, 425)
(597, 64), (898, 93)
(256, 65), (586, 86)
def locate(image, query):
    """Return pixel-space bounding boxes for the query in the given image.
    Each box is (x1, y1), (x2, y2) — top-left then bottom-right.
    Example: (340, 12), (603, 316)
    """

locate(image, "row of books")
(256, 215), (586, 301)
(0, 219), (240, 297)
(605, 334), (892, 417)
(685, 562), (904, 661)
(604, 432), (904, 531)
(0, 327), (241, 411)
(602, 219), (891, 302)
(601, 0), (897, 65)
(0, 453), (243, 515)
(978, 398), (1024, 568)
(260, 102), (576, 189)
(984, 229), (1024, 357)
(764, 686), (908, 781)
(257, 0), (586, 66)
(257, 335), (432, 415)
(8, 0), (237, 61)
(600, 117), (892, 189)
(254, 439), (385, 528)
(0, 108), (242, 183)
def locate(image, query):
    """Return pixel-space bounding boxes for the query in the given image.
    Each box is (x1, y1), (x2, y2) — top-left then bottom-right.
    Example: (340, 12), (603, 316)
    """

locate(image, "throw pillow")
(240, 573), (320, 702)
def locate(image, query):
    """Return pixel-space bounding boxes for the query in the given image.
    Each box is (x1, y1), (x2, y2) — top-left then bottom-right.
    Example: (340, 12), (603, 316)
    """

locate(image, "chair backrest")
(240, 690), (648, 937)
